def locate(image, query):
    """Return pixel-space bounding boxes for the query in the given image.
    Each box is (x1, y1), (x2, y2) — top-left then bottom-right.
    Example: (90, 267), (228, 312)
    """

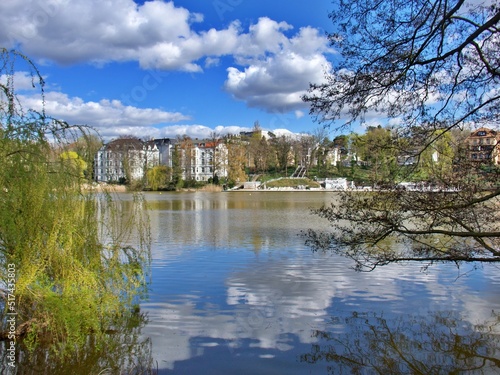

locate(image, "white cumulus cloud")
(18, 89), (190, 132)
(0, 1), (335, 124)
(225, 25), (334, 112)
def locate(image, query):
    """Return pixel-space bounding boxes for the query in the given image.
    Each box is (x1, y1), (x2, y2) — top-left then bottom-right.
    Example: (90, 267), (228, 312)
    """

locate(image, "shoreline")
(82, 183), (128, 193)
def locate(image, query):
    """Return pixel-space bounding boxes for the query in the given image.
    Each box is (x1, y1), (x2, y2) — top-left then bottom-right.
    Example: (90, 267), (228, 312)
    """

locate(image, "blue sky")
(1, 0), (343, 140)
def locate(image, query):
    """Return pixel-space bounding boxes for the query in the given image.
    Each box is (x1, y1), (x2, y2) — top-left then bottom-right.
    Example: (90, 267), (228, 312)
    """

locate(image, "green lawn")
(264, 178), (321, 189)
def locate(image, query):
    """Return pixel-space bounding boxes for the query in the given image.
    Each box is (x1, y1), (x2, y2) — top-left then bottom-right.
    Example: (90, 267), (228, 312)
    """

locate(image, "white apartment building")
(188, 140), (228, 181)
(94, 138), (163, 183)
(94, 137), (227, 183)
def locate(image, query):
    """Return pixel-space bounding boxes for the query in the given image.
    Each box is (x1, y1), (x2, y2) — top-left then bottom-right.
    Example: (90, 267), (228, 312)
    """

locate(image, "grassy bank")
(264, 178), (321, 189)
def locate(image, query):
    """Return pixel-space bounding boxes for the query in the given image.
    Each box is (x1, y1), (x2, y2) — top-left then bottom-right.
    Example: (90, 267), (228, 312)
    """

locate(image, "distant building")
(243, 181), (261, 189)
(466, 127), (500, 165)
(94, 137), (227, 183)
(239, 130), (276, 140)
(94, 137), (157, 183)
(323, 178), (351, 190)
(189, 139), (228, 182)
(397, 149), (439, 166)
(151, 138), (175, 167)
(326, 147), (342, 166)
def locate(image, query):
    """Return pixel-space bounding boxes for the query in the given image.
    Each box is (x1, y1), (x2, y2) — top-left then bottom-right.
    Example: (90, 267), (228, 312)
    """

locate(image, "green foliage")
(350, 127), (400, 185)
(0, 49), (151, 360)
(146, 165), (170, 191)
(171, 144), (184, 189)
(14, 308), (154, 373)
(182, 178), (205, 189)
(60, 150), (88, 178)
(212, 174), (220, 185)
(72, 134), (103, 174)
(415, 130), (455, 182)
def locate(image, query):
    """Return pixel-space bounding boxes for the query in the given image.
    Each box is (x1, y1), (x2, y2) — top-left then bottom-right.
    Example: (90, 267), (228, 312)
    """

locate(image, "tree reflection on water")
(300, 311), (500, 374)
(0, 309), (156, 375)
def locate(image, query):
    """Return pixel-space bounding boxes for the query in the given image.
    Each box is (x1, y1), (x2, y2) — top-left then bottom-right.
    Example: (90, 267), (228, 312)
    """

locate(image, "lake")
(138, 191), (500, 374)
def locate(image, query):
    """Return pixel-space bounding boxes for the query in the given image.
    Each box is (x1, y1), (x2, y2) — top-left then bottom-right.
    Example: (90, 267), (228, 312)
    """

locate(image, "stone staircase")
(291, 165), (307, 178)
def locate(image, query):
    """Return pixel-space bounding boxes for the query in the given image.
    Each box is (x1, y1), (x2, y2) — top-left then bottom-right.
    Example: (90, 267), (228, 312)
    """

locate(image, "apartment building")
(466, 127), (500, 165)
(94, 137), (162, 182)
(94, 137), (227, 183)
(189, 140), (228, 182)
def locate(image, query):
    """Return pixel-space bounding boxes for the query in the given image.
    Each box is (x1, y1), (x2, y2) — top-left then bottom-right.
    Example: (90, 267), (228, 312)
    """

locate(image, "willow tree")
(303, 0), (500, 270)
(147, 165), (170, 191)
(0, 49), (151, 360)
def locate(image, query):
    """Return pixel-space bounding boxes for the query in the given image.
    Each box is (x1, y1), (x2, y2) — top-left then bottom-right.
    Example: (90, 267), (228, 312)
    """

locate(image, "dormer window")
(477, 131), (486, 136)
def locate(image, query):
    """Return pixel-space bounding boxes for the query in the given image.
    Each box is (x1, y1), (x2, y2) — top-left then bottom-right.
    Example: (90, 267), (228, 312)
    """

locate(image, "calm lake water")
(139, 191), (500, 374)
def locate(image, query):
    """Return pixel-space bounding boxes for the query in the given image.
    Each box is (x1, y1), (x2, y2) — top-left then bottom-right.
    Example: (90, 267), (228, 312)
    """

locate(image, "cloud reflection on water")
(139, 192), (500, 372)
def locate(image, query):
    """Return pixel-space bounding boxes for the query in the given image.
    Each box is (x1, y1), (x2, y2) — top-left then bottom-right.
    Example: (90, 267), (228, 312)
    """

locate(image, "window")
(477, 131), (486, 136)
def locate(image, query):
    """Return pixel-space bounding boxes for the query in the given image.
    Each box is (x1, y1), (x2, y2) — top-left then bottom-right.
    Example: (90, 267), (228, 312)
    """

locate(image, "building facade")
(94, 137), (155, 183)
(94, 137), (228, 183)
(189, 140), (228, 182)
(466, 127), (500, 165)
